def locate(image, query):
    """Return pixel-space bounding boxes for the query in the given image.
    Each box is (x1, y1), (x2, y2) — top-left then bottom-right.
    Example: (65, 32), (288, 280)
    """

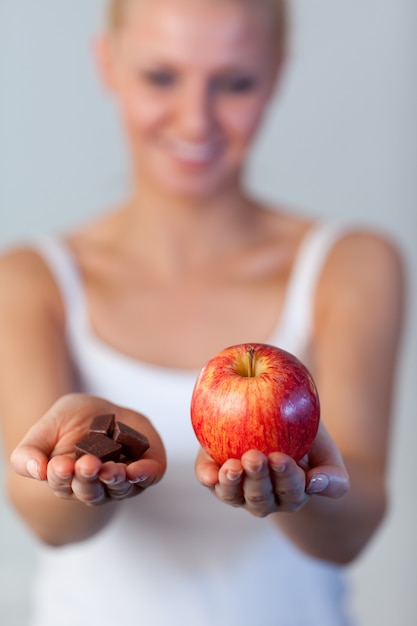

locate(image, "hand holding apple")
(195, 421), (350, 517)
(191, 343), (320, 465)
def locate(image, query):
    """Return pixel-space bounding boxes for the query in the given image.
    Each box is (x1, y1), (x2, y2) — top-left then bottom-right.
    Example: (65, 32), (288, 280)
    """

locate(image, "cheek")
(219, 98), (270, 145)
(118, 90), (169, 137)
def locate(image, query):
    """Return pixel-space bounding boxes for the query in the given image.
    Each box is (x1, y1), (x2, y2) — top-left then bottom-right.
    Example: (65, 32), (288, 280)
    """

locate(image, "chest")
(83, 271), (289, 369)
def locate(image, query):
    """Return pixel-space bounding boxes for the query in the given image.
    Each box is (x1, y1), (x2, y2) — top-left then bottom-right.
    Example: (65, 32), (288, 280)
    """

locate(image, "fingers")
(118, 408), (167, 490)
(46, 455), (77, 496)
(196, 437), (350, 519)
(125, 457), (166, 488)
(195, 447), (222, 488)
(42, 442), (165, 506)
(235, 452), (278, 516)
(47, 453), (167, 505)
(76, 457), (125, 504)
(214, 450), (308, 516)
(268, 452), (309, 512)
(46, 456), (134, 505)
(215, 458), (245, 506)
(196, 448), (280, 518)
(305, 422), (350, 498)
(46, 454), (106, 504)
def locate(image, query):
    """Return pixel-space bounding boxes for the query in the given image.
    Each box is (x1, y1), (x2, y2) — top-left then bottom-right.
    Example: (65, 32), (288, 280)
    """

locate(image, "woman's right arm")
(0, 248), (166, 546)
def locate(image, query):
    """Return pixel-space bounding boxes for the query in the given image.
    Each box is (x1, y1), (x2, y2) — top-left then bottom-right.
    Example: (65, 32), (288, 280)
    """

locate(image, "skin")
(0, 0), (404, 562)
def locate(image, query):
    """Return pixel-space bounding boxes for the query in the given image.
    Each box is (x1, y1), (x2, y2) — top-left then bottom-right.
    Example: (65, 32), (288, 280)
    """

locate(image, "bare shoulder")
(316, 227), (405, 331)
(0, 245), (64, 323)
(328, 228), (403, 275)
(325, 228), (404, 293)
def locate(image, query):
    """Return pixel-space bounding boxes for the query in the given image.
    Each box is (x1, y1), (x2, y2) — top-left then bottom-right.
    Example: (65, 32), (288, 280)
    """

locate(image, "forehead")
(115, 0), (274, 68)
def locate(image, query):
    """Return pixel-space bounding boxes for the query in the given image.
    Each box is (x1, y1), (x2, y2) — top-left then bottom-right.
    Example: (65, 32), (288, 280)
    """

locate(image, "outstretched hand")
(195, 421), (350, 517)
(10, 393), (166, 506)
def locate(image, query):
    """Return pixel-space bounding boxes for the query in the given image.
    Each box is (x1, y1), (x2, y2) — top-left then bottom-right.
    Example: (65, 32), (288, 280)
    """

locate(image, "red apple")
(190, 343), (320, 465)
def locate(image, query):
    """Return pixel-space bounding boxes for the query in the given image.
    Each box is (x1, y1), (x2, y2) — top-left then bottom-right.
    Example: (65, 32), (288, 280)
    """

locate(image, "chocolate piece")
(74, 415), (150, 463)
(113, 421), (150, 460)
(74, 433), (122, 463)
(89, 413), (115, 437)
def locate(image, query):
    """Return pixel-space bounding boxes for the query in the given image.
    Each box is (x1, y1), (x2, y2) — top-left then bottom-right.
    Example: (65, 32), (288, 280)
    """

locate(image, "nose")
(175, 79), (215, 139)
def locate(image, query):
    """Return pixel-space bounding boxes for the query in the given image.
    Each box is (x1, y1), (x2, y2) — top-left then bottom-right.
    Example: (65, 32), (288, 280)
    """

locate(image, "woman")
(0, 0), (403, 624)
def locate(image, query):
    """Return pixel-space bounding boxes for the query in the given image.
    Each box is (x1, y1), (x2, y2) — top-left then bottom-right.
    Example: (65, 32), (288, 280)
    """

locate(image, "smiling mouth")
(168, 139), (220, 164)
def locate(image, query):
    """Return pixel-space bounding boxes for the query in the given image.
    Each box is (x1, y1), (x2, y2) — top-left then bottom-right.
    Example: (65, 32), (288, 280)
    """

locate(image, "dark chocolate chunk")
(74, 433), (122, 463)
(113, 421), (150, 460)
(89, 413), (115, 437)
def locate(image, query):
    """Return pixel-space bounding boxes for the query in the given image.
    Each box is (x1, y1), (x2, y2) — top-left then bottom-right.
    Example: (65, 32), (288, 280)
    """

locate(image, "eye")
(142, 70), (176, 88)
(213, 75), (258, 94)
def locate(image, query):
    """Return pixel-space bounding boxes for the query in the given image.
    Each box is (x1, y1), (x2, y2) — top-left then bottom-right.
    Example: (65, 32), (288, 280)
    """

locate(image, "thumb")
(10, 444), (49, 480)
(305, 465), (350, 498)
(9, 403), (62, 480)
(304, 421), (350, 499)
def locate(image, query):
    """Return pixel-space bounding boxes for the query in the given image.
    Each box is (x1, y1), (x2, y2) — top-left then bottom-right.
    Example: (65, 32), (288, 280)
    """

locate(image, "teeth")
(171, 140), (215, 162)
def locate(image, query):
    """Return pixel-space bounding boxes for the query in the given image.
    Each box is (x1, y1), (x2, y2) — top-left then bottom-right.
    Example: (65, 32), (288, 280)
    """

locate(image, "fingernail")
(226, 470), (242, 482)
(307, 474), (329, 494)
(100, 476), (119, 485)
(80, 470), (98, 480)
(129, 475), (150, 484)
(248, 461), (264, 473)
(271, 463), (286, 474)
(27, 459), (40, 480)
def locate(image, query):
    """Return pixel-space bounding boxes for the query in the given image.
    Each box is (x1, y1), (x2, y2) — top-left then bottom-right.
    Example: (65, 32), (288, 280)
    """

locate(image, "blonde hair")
(106, 0), (287, 53)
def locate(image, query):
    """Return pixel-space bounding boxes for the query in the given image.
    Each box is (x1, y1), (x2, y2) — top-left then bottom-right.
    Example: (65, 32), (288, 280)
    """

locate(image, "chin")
(156, 171), (237, 202)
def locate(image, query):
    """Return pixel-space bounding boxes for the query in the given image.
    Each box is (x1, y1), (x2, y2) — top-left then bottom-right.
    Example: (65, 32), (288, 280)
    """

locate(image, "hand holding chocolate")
(74, 414), (150, 463)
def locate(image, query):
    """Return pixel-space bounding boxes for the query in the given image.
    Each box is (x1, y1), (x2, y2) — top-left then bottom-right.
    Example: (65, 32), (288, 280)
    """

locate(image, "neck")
(115, 180), (261, 275)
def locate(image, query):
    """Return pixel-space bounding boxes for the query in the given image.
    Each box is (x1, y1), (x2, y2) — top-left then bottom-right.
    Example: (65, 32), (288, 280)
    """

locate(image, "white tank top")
(28, 222), (352, 626)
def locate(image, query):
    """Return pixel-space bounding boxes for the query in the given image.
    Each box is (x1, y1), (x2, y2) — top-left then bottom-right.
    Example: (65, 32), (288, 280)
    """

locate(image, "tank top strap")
(31, 225), (347, 357)
(31, 234), (88, 330)
(273, 221), (349, 356)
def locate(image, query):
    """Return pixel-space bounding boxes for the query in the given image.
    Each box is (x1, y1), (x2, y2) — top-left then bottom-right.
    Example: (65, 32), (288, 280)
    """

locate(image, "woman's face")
(101, 0), (282, 199)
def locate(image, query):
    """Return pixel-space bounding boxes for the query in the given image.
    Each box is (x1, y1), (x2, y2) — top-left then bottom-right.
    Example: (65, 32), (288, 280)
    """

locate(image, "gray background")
(0, 1), (416, 624)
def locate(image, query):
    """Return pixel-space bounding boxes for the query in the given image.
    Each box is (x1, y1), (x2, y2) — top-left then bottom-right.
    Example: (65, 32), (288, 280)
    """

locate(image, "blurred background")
(0, 1), (416, 624)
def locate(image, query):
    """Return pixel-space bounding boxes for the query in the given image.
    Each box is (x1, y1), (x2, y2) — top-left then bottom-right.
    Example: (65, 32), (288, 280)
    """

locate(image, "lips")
(167, 139), (220, 165)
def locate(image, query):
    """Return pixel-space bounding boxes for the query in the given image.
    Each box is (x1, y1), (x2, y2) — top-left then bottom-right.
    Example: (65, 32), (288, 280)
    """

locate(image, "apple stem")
(247, 348), (255, 377)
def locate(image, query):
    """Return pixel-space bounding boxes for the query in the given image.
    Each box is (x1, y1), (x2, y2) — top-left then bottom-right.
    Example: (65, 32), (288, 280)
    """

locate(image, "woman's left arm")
(196, 231), (405, 565)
